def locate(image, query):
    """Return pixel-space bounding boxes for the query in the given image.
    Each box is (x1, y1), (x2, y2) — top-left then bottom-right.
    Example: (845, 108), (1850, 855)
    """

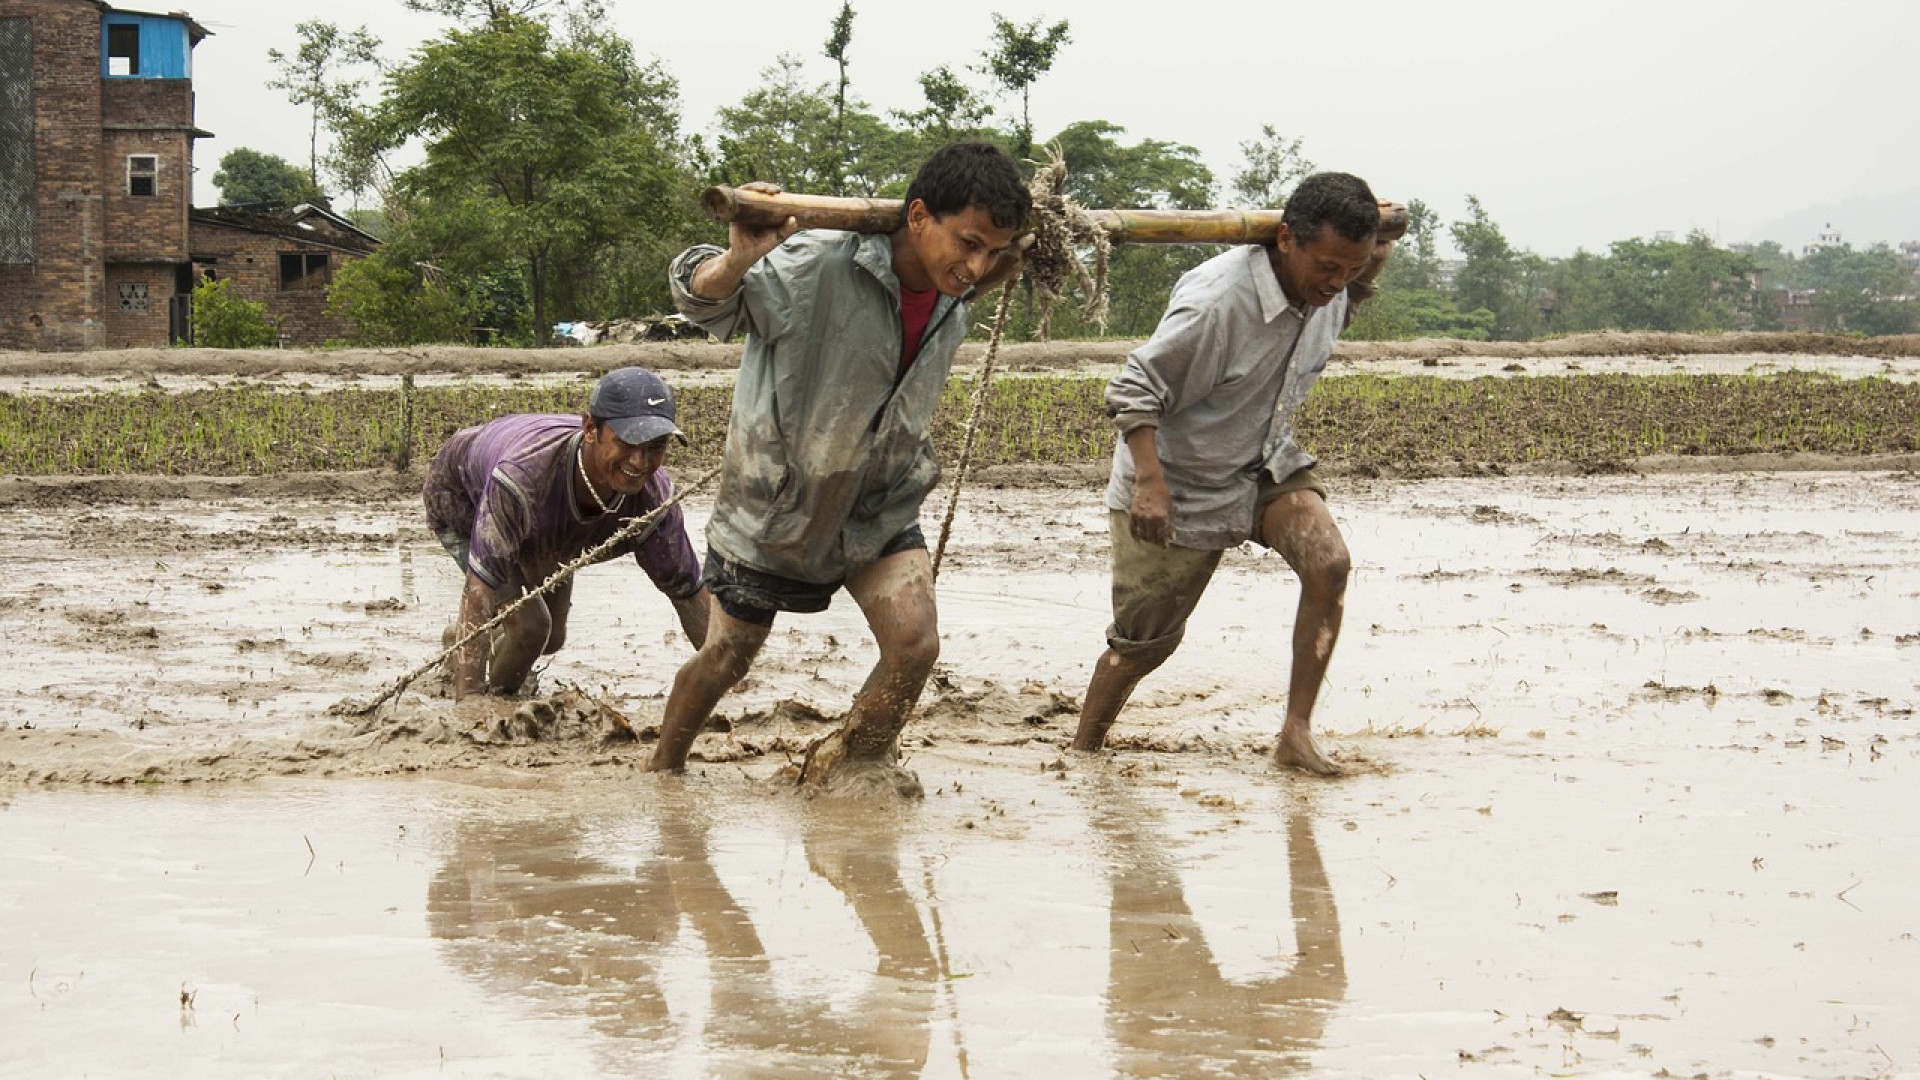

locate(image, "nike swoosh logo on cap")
(647, 397), (666, 405)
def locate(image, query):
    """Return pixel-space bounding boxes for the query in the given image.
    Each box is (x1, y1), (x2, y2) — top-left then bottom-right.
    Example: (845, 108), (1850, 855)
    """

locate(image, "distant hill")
(1746, 188), (1920, 250)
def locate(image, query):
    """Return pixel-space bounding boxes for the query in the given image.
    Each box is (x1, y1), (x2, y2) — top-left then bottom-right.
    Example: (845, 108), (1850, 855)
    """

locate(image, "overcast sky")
(175, 0), (1919, 256)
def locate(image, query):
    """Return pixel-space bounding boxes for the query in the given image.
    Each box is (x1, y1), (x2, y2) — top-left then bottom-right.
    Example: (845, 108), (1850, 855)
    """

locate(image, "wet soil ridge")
(1, 330), (1915, 379)
(5, 370), (1919, 481)
(1, 676), (1093, 786)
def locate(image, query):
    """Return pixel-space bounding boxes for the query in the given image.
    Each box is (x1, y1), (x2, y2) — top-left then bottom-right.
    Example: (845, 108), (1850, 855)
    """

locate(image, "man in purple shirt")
(422, 367), (709, 699)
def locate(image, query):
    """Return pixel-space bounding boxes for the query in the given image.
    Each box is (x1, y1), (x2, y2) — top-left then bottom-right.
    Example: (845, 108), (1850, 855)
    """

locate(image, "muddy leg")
(1261, 491), (1349, 776)
(1073, 641), (1177, 751)
(487, 593), (553, 696)
(801, 549), (937, 796)
(646, 599), (769, 773)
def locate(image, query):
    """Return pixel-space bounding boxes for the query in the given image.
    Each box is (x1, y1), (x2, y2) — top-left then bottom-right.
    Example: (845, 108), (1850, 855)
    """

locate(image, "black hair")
(900, 142), (1031, 229)
(1281, 172), (1380, 245)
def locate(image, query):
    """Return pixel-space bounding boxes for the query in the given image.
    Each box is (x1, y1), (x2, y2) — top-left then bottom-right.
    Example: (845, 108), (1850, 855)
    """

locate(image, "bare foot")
(1273, 724), (1343, 776)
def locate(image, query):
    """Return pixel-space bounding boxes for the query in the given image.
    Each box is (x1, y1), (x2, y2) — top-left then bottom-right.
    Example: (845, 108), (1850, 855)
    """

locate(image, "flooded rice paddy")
(2, 468), (1917, 1078)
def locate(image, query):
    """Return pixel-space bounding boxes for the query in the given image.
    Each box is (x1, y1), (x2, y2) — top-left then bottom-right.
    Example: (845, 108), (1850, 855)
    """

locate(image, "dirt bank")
(2, 330), (1915, 381)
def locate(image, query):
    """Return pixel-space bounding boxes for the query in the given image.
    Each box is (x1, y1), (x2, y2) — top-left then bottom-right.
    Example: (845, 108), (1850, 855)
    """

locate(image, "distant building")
(0, 1), (379, 350)
(1802, 222), (1844, 257)
(189, 203), (379, 345)
(0, 0), (211, 349)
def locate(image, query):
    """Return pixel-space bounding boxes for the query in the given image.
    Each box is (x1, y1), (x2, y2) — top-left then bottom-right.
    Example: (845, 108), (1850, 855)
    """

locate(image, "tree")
(212, 147), (321, 206)
(266, 21), (381, 190)
(891, 65), (993, 146)
(1804, 243), (1918, 334)
(1347, 199), (1489, 341)
(352, 13), (690, 336)
(1600, 232), (1757, 333)
(712, 53), (910, 197)
(1377, 198), (1441, 292)
(979, 13), (1071, 158)
(1448, 195), (1542, 340)
(403, 0), (553, 23)
(1229, 124), (1314, 209)
(823, 2), (855, 194)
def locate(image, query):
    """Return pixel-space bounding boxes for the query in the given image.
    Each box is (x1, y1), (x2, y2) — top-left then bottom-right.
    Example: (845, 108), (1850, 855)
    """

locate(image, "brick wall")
(190, 221), (364, 345)
(101, 126), (188, 259)
(0, 0), (107, 350)
(102, 261), (174, 347)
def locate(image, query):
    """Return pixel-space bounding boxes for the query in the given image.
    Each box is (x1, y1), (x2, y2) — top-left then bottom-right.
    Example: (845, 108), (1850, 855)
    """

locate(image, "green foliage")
(188, 277), (280, 349)
(325, 253), (474, 345)
(266, 20), (381, 189)
(1230, 124), (1313, 208)
(979, 13), (1071, 157)
(891, 65), (995, 147)
(212, 148), (321, 207)
(1345, 289), (1494, 341)
(1805, 243), (1917, 333)
(823, 2), (856, 194)
(350, 12), (692, 335)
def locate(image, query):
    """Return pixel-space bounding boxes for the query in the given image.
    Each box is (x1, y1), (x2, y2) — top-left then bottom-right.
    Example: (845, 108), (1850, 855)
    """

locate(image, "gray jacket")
(1105, 244), (1347, 549)
(670, 230), (969, 583)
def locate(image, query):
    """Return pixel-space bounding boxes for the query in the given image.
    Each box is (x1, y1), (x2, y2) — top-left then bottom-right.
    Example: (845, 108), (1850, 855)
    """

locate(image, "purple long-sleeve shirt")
(422, 413), (701, 598)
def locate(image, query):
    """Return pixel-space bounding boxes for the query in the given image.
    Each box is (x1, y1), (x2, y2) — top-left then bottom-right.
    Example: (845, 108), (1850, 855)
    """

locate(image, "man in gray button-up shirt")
(1073, 172), (1389, 775)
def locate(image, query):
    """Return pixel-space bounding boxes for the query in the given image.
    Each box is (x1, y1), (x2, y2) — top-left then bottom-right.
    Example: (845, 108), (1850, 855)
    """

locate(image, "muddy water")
(3, 473), (1918, 1077)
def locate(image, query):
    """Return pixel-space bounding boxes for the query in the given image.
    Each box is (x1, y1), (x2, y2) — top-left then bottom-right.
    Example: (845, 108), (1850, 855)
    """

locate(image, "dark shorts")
(705, 525), (927, 628)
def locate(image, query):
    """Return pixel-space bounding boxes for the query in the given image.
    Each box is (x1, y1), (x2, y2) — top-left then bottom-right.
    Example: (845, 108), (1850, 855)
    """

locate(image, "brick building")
(189, 202), (378, 345)
(0, 0), (210, 350)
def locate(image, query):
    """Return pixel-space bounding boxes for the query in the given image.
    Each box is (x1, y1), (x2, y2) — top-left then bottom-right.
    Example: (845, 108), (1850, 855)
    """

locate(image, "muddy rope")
(932, 149), (1110, 579)
(337, 464), (722, 719)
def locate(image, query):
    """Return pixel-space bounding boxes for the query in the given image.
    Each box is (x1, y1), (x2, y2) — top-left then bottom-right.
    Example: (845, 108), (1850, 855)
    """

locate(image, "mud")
(1, 330), (1915, 388)
(2, 471), (1917, 1076)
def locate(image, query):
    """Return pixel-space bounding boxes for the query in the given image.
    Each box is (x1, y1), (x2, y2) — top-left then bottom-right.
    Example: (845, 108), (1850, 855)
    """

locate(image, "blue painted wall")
(101, 13), (192, 79)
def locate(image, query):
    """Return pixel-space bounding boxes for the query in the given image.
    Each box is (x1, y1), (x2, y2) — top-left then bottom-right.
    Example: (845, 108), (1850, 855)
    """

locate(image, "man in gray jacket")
(648, 142), (1031, 791)
(1072, 172), (1388, 775)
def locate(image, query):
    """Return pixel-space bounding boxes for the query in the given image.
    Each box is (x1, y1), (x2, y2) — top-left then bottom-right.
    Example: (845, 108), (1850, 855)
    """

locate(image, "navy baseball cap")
(589, 367), (685, 445)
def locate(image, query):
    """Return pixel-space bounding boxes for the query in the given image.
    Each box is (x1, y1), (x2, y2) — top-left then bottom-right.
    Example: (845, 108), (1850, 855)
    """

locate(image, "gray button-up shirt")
(1105, 244), (1347, 550)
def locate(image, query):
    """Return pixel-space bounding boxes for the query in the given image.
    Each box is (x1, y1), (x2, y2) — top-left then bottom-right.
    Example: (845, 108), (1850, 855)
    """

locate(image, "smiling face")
(1270, 222), (1378, 309)
(580, 419), (670, 499)
(895, 200), (1022, 297)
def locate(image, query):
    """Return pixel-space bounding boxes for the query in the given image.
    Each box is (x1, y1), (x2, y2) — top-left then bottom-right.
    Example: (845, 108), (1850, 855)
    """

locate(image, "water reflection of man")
(1090, 782), (1346, 1075)
(424, 798), (937, 1076)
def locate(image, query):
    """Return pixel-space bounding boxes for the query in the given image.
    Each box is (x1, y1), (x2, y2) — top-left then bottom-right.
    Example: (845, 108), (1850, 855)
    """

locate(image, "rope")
(930, 283), (1015, 580)
(930, 148), (1111, 580)
(340, 464), (722, 718)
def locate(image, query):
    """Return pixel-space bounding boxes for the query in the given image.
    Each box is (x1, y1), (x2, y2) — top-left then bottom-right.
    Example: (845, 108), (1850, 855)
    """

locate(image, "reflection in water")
(426, 799), (937, 1078)
(1090, 781), (1345, 1076)
(423, 783), (1342, 1078)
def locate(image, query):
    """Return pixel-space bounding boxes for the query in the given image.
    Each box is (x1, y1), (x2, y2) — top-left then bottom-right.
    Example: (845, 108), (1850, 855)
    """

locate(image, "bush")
(189, 277), (280, 348)
(326, 255), (475, 346)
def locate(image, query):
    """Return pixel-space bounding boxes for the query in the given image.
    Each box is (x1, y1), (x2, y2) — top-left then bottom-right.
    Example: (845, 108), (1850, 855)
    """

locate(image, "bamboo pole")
(701, 185), (1409, 244)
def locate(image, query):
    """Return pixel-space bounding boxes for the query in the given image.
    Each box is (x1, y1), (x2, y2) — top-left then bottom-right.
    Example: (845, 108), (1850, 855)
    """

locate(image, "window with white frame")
(127, 155), (158, 197)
